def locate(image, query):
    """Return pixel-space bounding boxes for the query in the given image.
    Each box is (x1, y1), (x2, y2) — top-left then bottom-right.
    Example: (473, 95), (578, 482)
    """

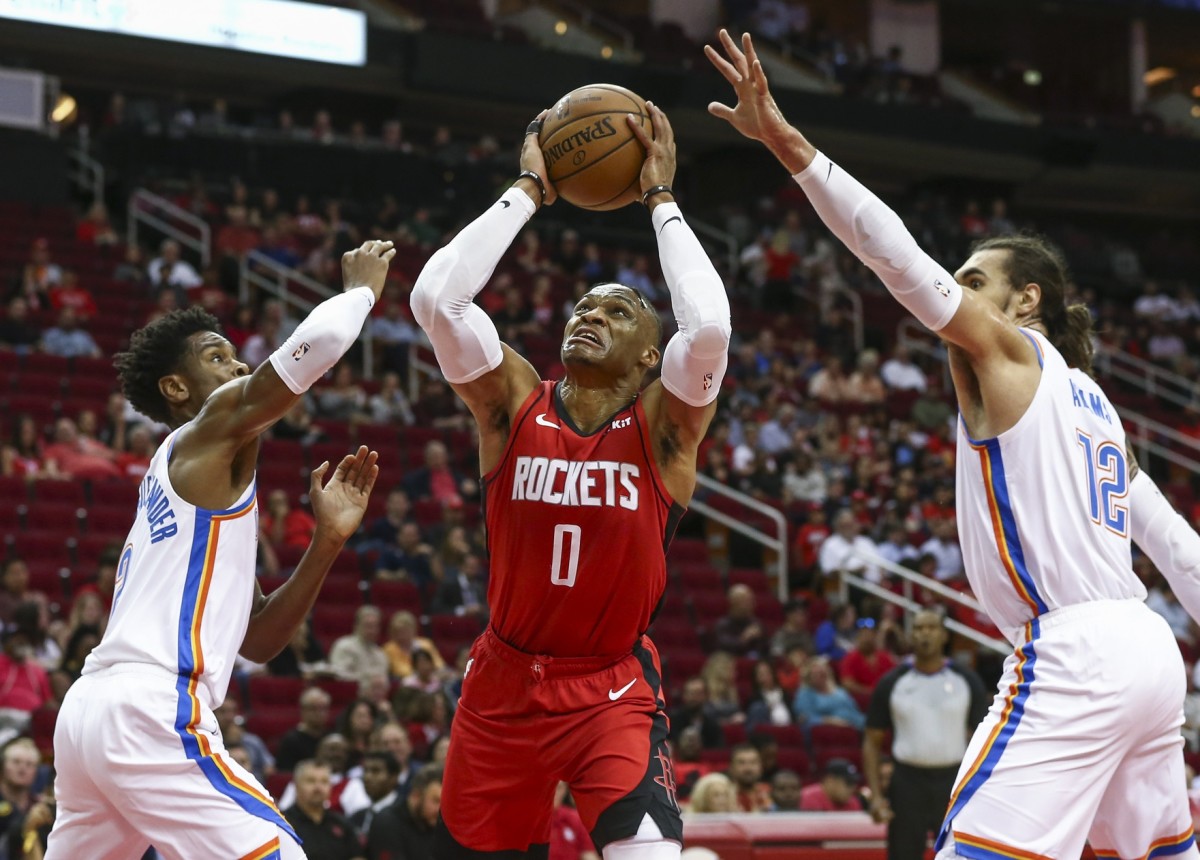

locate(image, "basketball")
(539, 84), (651, 211)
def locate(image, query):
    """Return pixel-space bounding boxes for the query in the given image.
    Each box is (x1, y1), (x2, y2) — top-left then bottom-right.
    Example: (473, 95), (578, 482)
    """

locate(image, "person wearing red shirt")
(0, 627), (54, 722)
(260, 489), (317, 551)
(49, 272), (98, 320)
(799, 759), (864, 812)
(793, 504), (831, 572)
(550, 782), (599, 860)
(114, 425), (155, 483)
(839, 618), (897, 697)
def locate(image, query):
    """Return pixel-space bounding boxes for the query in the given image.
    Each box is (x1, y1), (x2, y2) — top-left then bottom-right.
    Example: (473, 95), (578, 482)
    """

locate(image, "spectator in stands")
(52, 622), (100, 699)
(402, 440), (476, 506)
(767, 769), (802, 812)
(271, 398), (326, 446)
(686, 773), (738, 815)
(0, 623), (54, 736)
(909, 384), (953, 433)
(814, 602), (857, 661)
(346, 750), (402, 838)
(673, 725), (718, 801)
(214, 207), (261, 262)
(42, 416), (120, 479)
(76, 201), (118, 246)
(112, 244), (148, 285)
(549, 781), (599, 860)
(276, 687), (333, 771)
(401, 650), (444, 696)
(668, 677), (725, 749)
(769, 599), (814, 659)
(792, 504), (831, 574)
(214, 696), (274, 784)
(330, 606), (389, 685)
(340, 722), (418, 818)
(846, 350), (886, 404)
(240, 315), (282, 369)
(782, 451), (827, 507)
(711, 584), (768, 657)
(726, 743), (771, 813)
(429, 552), (487, 619)
(20, 238), (62, 309)
(40, 308), (101, 360)
(375, 521), (437, 591)
(382, 610), (444, 683)
(799, 759), (864, 812)
(147, 239), (203, 291)
(880, 344), (926, 392)
(12, 600), (59, 674)
(792, 656), (865, 730)
(282, 759), (362, 860)
(918, 517), (964, 582)
(1, 416), (53, 479)
(260, 489), (316, 552)
(365, 764), (443, 860)
(838, 618), (896, 698)
(491, 287), (536, 348)
(0, 297), (39, 355)
(876, 523), (919, 569)
(361, 488), (413, 555)
(47, 270), (98, 320)
(808, 356), (851, 403)
(266, 618), (328, 679)
(818, 509), (881, 586)
(336, 698), (382, 770)
(370, 303), (419, 378)
(1147, 320), (1187, 364)
(366, 372), (416, 427)
(0, 738), (39, 838)
(745, 660), (794, 730)
(314, 363), (368, 424)
(1133, 280), (1177, 321)
(700, 652), (744, 725)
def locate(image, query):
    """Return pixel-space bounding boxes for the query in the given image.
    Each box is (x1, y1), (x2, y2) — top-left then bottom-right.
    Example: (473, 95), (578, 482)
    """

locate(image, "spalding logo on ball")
(539, 84), (652, 211)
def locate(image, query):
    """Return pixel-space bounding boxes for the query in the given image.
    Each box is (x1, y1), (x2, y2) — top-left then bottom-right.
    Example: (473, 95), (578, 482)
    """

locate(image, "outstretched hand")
(625, 102), (676, 198)
(342, 240), (396, 303)
(519, 109), (558, 206)
(705, 29), (814, 173)
(309, 445), (379, 542)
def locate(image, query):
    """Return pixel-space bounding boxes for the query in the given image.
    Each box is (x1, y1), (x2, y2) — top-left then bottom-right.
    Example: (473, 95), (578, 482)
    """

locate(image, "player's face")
(178, 332), (250, 408)
(562, 285), (656, 373)
(955, 249), (1033, 321)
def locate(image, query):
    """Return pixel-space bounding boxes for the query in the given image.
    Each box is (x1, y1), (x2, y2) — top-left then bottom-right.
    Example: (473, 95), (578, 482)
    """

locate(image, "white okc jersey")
(955, 328), (1145, 643)
(84, 425), (258, 710)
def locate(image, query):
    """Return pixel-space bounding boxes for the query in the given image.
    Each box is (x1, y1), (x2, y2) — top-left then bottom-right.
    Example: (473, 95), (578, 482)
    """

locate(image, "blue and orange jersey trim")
(173, 487), (298, 843)
(1019, 328), (1045, 369)
(954, 830), (1051, 860)
(965, 432), (1050, 617)
(1094, 828), (1196, 860)
(936, 620), (1040, 852)
(238, 837), (282, 860)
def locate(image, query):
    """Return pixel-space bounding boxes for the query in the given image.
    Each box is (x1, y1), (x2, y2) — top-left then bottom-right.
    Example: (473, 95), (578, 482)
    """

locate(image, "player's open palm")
(342, 240), (396, 303)
(705, 29), (791, 145)
(310, 445), (379, 542)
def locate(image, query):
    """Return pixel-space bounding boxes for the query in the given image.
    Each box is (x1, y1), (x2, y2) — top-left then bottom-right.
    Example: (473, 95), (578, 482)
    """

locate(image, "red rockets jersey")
(483, 381), (685, 658)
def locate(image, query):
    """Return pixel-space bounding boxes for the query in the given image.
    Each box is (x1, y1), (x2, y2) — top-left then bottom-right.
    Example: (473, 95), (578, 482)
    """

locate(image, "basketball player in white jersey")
(45, 241), (393, 860)
(709, 29), (1198, 860)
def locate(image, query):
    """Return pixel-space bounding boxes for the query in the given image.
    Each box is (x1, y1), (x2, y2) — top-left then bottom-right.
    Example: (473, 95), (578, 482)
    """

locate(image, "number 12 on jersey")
(1076, 430), (1128, 537)
(551, 524), (582, 587)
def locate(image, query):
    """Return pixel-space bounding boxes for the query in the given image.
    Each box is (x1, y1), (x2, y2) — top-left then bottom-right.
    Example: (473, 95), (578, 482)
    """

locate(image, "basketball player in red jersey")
(410, 104), (730, 859)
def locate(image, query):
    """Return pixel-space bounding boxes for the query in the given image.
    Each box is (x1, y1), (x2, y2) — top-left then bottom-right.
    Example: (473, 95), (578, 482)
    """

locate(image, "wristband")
(642, 184), (674, 207)
(517, 170), (546, 205)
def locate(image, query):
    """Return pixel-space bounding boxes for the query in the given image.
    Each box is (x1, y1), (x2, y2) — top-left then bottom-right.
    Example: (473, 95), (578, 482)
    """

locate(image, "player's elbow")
(410, 247), (462, 330)
(687, 318), (732, 361)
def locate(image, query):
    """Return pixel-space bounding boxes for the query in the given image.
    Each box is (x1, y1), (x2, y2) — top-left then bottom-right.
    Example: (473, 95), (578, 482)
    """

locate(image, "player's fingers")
(345, 445), (370, 483)
(626, 113), (652, 150)
(382, 248), (397, 263)
(718, 28), (748, 76)
(361, 463), (380, 498)
(650, 102), (675, 146)
(704, 43), (742, 85)
(358, 451), (380, 494)
(742, 31), (760, 69)
(708, 102), (736, 122)
(310, 461), (330, 493)
(751, 59), (769, 95)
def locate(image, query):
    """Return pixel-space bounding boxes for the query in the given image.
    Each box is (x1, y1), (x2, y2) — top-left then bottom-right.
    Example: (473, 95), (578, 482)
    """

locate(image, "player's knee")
(602, 839), (681, 860)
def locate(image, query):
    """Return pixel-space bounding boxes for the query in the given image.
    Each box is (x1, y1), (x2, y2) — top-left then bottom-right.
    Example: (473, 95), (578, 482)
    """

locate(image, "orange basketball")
(539, 84), (651, 211)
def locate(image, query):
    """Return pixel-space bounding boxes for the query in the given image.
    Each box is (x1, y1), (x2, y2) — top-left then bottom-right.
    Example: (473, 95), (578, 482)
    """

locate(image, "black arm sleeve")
(866, 665), (906, 731)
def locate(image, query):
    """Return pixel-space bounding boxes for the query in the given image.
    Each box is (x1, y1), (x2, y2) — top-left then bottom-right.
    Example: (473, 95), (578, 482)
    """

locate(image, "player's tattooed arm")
(241, 447), (378, 662)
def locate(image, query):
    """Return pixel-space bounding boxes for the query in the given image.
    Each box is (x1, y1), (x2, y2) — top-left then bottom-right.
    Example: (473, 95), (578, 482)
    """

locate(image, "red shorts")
(436, 628), (683, 856)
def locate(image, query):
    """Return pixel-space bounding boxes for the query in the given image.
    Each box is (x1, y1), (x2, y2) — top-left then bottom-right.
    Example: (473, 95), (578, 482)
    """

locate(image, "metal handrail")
(240, 250), (375, 378)
(896, 317), (952, 388)
(67, 146), (104, 205)
(691, 474), (788, 602)
(127, 188), (211, 268)
(844, 548), (1009, 656)
(406, 341), (442, 402)
(689, 217), (739, 277)
(1121, 407), (1200, 477)
(1096, 342), (1198, 410)
(552, 0), (634, 50)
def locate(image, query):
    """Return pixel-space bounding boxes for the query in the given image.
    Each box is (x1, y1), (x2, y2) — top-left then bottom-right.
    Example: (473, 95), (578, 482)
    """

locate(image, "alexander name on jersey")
(510, 455), (641, 510)
(137, 473), (179, 544)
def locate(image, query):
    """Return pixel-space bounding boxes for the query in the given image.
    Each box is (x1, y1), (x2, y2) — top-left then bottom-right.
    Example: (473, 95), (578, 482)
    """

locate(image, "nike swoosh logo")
(826, 162), (833, 182)
(658, 215), (681, 234)
(535, 413), (560, 429)
(608, 679), (637, 701)
(500, 200), (511, 208)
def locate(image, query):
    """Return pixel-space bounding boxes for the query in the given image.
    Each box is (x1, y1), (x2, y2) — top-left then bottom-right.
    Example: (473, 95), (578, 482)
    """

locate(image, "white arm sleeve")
(1131, 469), (1200, 623)
(410, 188), (536, 384)
(794, 151), (963, 332)
(652, 202), (731, 408)
(268, 286), (375, 394)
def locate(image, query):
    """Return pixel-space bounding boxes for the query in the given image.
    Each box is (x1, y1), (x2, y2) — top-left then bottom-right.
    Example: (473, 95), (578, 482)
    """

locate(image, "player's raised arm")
(409, 115), (550, 464)
(241, 446), (379, 663)
(1128, 452), (1200, 624)
(193, 240), (394, 442)
(704, 30), (1032, 368)
(626, 104), (731, 449)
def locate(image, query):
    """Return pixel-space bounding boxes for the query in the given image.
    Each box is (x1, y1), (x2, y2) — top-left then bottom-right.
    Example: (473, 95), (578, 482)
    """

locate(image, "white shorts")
(46, 665), (305, 860)
(936, 599), (1198, 860)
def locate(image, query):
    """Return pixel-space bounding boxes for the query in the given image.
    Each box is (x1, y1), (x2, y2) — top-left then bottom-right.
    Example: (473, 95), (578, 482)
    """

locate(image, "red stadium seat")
(248, 675), (307, 708)
(31, 480), (87, 506)
(668, 539), (709, 565)
(371, 580), (423, 616)
(245, 710), (299, 753)
(316, 678), (360, 709)
(810, 723), (862, 749)
(320, 575), (364, 606)
(82, 505), (134, 537)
